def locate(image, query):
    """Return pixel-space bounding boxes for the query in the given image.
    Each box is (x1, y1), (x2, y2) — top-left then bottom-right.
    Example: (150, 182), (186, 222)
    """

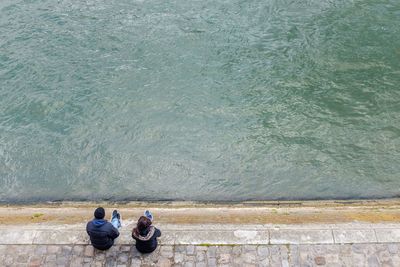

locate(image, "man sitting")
(86, 207), (121, 250)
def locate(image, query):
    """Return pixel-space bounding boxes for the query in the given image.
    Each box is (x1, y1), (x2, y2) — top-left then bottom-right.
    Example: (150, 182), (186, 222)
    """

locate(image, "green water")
(1, 0), (400, 202)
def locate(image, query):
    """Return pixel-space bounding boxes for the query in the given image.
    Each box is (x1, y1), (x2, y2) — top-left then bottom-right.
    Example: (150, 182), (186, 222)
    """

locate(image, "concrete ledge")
(270, 229), (333, 244)
(333, 229), (377, 244)
(2, 223), (400, 246)
(0, 230), (36, 245)
(375, 229), (400, 243)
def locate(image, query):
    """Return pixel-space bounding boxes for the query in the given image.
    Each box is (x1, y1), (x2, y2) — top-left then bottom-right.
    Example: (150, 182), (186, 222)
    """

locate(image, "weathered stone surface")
(47, 245), (61, 254)
(160, 245), (174, 258)
(84, 245), (95, 257)
(186, 245), (195, 255)
(387, 243), (398, 254)
(196, 251), (205, 262)
(243, 252), (256, 264)
(0, 230), (36, 245)
(314, 256), (326, 265)
(218, 253), (231, 264)
(1, 236), (400, 266)
(207, 257), (217, 267)
(368, 255), (380, 267)
(72, 245), (84, 255)
(376, 229), (400, 243)
(16, 254), (29, 263)
(34, 231), (85, 245)
(117, 252), (129, 263)
(28, 256), (43, 267)
(257, 246), (268, 259)
(69, 256), (82, 267)
(174, 252), (185, 264)
(174, 230), (268, 245)
(206, 246), (217, 258)
(35, 245), (48, 255)
(333, 229), (377, 243)
(270, 229), (334, 244)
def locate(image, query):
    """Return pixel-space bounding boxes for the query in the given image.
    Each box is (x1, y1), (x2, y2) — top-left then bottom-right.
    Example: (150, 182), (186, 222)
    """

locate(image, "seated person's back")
(86, 207), (120, 250)
(132, 214), (161, 253)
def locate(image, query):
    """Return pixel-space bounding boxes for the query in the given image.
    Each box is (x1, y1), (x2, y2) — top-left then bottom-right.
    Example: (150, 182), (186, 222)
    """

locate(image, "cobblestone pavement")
(1, 243), (399, 267)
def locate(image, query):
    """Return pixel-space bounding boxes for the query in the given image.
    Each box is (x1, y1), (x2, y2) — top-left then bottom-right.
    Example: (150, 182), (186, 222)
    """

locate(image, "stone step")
(1, 223), (400, 245)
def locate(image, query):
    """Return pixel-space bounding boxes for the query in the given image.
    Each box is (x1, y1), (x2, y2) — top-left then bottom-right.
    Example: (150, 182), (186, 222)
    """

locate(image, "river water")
(1, 0), (400, 202)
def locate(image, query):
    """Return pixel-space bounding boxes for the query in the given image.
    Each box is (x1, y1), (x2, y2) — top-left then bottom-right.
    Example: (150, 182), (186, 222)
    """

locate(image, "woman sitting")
(132, 211), (161, 253)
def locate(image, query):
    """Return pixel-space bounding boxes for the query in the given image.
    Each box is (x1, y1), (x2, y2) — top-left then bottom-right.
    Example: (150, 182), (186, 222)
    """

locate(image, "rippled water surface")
(1, 0), (400, 202)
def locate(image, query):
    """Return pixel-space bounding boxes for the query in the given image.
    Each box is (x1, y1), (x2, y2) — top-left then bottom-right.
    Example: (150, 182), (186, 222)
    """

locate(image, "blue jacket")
(86, 219), (119, 250)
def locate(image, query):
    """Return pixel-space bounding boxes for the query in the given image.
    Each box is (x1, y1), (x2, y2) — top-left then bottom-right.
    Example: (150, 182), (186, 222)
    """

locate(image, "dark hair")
(94, 207), (105, 219)
(134, 216), (152, 236)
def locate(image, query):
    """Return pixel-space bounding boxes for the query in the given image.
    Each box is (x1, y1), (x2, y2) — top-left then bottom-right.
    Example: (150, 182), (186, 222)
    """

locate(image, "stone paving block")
(217, 245), (232, 254)
(257, 246), (268, 260)
(333, 229), (377, 243)
(243, 252), (256, 264)
(270, 229), (334, 244)
(84, 245), (95, 257)
(378, 248), (392, 263)
(160, 245), (174, 258)
(28, 256), (43, 267)
(56, 256), (69, 267)
(16, 254), (29, 263)
(105, 245), (119, 257)
(175, 245), (186, 253)
(195, 250), (205, 262)
(131, 258), (141, 266)
(387, 243), (398, 254)
(218, 253), (231, 264)
(288, 245), (300, 267)
(34, 245), (48, 255)
(120, 245), (131, 252)
(117, 252), (129, 263)
(61, 245), (73, 256)
(183, 262), (194, 267)
(375, 229), (400, 243)
(105, 256), (117, 267)
(186, 245), (195, 255)
(157, 258), (172, 267)
(70, 256), (83, 267)
(196, 246), (207, 251)
(206, 246), (217, 258)
(47, 245), (61, 254)
(174, 252), (185, 264)
(4, 254), (14, 266)
(207, 257), (217, 267)
(72, 245), (84, 255)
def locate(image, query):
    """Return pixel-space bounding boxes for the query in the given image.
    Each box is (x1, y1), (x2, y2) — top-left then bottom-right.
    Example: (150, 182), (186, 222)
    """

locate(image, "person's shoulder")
(104, 220), (113, 227)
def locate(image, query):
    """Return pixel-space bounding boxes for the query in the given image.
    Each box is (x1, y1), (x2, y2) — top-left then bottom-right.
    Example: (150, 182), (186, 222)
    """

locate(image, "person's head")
(135, 216), (152, 235)
(94, 207), (105, 219)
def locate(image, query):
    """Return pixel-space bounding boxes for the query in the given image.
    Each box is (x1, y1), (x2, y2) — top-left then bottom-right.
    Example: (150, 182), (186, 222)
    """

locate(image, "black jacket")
(132, 226), (161, 253)
(86, 219), (119, 250)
